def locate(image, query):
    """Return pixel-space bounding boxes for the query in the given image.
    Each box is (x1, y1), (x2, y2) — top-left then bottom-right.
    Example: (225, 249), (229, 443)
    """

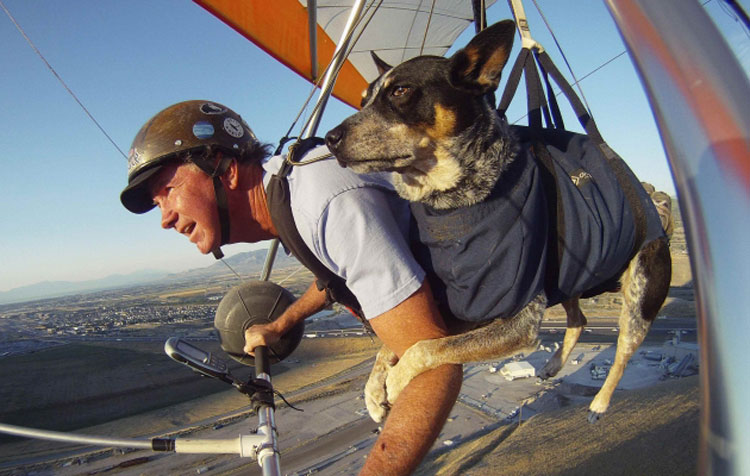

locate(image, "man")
(120, 100), (461, 475)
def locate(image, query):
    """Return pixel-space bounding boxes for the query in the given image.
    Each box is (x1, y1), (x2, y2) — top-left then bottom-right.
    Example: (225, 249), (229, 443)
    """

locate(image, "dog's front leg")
(386, 294), (546, 404)
(364, 345), (398, 422)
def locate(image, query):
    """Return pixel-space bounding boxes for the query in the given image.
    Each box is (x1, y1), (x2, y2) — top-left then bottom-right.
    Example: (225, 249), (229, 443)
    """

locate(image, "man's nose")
(160, 205), (177, 229)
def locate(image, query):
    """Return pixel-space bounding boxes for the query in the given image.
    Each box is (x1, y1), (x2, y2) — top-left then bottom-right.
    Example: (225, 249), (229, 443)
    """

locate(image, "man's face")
(149, 162), (220, 254)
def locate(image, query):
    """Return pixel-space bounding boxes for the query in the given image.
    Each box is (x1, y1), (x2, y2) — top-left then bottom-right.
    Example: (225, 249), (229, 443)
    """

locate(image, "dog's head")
(325, 20), (516, 204)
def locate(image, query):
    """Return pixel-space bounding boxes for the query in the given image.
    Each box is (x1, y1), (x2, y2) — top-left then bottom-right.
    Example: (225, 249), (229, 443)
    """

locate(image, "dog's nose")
(325, 126), (344, 151)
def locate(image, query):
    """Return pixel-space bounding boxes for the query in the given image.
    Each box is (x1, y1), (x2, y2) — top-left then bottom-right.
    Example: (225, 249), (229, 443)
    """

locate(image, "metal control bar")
(0, 342), (282, 476)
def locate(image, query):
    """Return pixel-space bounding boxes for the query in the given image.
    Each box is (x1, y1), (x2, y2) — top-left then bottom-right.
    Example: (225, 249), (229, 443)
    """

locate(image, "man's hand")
(359, 280), (462, 476)
(244, 322), (283, 355)
(243, 281), (328, 356)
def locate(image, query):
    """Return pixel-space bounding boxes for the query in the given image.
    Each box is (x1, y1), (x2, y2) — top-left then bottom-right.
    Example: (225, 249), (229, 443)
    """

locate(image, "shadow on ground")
(417, 375), (699, 476)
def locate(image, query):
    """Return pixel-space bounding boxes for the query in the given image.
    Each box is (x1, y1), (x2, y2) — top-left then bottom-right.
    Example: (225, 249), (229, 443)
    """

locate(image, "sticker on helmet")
(193, 121), (215, 139)
(127, 148), (142, 172)
(200, 102), (226, 115)
(223, 117), (244, 138)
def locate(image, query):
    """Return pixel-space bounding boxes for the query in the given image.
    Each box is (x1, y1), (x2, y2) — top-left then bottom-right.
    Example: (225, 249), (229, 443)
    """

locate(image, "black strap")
(534, 51), (647, 254)
(190, 152), (232, 258)
(498, 48), (552, 130)
(535, 50), (565, 130)
(534, 51), (602, 141)
(265, 138), (367, 322)
(499, 47), (649, 263)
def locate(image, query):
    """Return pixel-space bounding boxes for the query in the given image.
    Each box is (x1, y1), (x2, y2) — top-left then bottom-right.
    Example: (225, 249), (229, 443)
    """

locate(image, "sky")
(1, 0), (749, 292)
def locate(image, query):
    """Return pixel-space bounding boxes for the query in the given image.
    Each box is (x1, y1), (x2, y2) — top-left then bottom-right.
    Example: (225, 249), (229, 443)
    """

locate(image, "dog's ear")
(449, 20), (515, 94)
(370, 51), (393, 76)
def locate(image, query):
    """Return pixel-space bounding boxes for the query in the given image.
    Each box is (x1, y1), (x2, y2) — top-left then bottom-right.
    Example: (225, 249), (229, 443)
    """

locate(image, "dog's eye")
(392, 86), (411, 97)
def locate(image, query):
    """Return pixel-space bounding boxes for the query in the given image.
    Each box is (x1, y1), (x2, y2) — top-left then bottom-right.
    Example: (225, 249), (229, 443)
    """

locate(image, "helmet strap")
(190, 152), (232, 260)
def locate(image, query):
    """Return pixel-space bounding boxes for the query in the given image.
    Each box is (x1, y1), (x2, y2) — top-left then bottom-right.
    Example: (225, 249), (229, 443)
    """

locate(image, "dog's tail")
(641, 182), (674, 239)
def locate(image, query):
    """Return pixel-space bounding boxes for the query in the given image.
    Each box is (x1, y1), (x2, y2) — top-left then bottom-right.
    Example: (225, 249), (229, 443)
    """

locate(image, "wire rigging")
(529, 0), (594, 119)
(0, 0), (127, 159)
(419, 0), (438, 55)
(510, 0), (715, 125)
(718, 0), (750, 39)
(290, 0), (383, 147)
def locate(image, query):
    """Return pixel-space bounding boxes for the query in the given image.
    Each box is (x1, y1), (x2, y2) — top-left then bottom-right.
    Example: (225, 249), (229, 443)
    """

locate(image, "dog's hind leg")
(384, 294), (547, 405)
(538, 297), (587, 379)
(365, 346), (398, 422)
(587, 238), (672, 423)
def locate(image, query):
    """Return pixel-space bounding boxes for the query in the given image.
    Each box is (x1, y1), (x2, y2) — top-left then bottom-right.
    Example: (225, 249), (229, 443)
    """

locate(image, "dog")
(325, 19), (672, 424)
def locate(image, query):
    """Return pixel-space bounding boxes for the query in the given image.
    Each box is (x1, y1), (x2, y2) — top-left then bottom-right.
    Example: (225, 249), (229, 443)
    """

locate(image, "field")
(0, 337), (381, 464)
(0, 209), (697, 473)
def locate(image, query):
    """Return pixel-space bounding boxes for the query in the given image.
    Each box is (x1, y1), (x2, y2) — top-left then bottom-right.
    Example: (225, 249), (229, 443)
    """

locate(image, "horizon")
(2, 0), (748, 292)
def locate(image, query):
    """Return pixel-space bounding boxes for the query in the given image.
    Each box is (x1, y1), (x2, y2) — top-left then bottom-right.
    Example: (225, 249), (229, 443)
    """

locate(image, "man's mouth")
(180, 223), (196, 237)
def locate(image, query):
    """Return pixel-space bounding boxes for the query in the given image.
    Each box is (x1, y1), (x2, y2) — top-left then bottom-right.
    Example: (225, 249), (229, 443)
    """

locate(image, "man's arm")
(244, 281), (327, 354)
(360, 280), (463, 476)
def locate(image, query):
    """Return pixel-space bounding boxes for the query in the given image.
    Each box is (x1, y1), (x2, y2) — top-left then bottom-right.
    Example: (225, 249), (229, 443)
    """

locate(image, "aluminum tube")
(0, 422), (152, 449)
(260, 238), (280, 282)
(308, 0), (318, 81)
(257, 405), (281, 476)
(262, 0), (367, 279)
(174, 438), (242, 454)
(301, 0), (367, 138)
(605, 1), (750, 475)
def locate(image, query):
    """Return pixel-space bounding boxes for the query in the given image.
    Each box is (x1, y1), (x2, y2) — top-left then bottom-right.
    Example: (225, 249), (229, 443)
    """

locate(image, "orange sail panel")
(194, 0), (367, 109)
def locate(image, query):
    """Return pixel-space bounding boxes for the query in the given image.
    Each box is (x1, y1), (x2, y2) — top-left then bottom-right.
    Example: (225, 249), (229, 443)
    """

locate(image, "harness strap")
(498, 47), (559, 130)
(265, 138), (367, 325)
(535, 51), (648, 255)
(500, 46), (649, 265)
(190, 152), (233, 259)
(535, 50), (565, 130)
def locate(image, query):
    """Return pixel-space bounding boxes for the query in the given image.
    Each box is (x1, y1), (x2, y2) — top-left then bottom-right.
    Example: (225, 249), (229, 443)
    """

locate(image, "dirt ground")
(0, 230), (697, 474)
(0, 337), (381, 466)
(418, 376), (699, 476)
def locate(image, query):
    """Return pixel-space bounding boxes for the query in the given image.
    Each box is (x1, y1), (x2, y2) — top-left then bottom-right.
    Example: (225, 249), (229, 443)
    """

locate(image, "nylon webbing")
(190, 152), (232, 258)
(499, 47), (649, 263)
(534, 51), (647, 254)
(265, 139), (368, 325)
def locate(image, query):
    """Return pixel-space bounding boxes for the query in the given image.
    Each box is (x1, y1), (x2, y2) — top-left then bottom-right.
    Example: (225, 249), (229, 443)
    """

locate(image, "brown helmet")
(120, 100), (258, 214)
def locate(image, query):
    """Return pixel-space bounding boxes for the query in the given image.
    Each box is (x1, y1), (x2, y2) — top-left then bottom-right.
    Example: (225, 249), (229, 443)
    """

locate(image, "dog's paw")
(385, 341), (432, 405)
(538, 350), (564, 379)
(365, 369), (391, 423)
(364, 346), (397, 423)
(587, 410), (603, 424)
(588, 395), (609, 423)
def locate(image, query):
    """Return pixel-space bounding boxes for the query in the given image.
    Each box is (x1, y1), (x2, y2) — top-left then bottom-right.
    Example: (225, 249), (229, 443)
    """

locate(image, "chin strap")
(189, 151), (233, 260)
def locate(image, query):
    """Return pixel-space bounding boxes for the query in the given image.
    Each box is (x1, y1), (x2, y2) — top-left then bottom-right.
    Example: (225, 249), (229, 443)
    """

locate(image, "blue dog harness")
(410, 126), (666, 322)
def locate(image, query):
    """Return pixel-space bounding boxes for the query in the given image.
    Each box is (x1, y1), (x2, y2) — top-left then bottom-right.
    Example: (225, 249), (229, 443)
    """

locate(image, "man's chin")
(195, 239), (217, 255)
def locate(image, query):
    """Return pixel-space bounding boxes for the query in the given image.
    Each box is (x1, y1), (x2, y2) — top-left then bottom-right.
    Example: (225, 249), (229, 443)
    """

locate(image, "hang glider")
(194, 0), (496, 109)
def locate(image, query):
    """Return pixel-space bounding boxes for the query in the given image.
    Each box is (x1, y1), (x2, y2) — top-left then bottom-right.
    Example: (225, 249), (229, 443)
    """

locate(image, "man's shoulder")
(289, 146), (396, 201)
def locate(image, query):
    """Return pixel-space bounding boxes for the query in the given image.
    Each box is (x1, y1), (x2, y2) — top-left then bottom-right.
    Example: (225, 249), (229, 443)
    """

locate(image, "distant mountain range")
(0, 249), (300, 305)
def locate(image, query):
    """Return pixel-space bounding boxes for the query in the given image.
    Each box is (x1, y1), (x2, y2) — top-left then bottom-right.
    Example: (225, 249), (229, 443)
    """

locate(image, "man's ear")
(448, 20), (515, 94)
(371, 51), (393, 76)
(223, 158), (240, 190)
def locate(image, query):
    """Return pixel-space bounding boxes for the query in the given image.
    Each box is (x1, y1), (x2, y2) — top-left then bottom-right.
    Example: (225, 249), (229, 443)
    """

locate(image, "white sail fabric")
(300, 0), (497, 82)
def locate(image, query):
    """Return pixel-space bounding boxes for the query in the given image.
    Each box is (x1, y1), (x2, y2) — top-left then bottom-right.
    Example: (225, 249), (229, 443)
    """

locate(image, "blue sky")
(1, 0), (748, 292)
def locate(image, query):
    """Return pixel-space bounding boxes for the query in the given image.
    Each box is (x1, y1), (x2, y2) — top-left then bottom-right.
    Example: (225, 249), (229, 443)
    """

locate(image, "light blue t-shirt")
(262, 145), (424, 319)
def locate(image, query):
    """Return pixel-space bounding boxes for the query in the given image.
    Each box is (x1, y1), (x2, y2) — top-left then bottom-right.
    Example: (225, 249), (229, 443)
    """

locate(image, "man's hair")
(237, 140), (274, 165)
(180, 140), (273, 169)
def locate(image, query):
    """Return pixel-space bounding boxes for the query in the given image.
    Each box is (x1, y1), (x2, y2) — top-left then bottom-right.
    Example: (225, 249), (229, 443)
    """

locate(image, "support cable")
(419, 0), (438, 55)
(530, 0), (594, 120)
(0, 0), (126, 159)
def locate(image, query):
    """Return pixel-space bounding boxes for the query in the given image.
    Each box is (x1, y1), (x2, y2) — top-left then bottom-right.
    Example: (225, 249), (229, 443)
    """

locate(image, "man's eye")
(392, 86), (410, 97)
